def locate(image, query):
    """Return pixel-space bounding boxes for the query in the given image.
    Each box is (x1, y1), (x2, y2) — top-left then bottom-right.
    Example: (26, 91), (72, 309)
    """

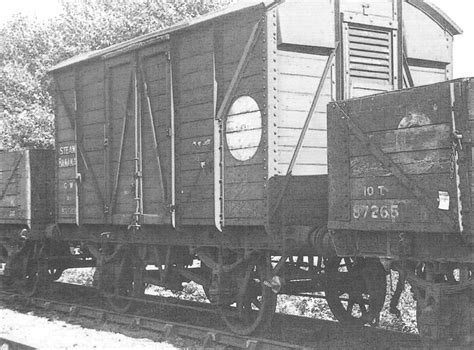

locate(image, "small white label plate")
(438, 191), (450, 211)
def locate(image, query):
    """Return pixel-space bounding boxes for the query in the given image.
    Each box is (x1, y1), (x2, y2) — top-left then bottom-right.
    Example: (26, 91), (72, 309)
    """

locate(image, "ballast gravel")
(0, 307), (177, 349)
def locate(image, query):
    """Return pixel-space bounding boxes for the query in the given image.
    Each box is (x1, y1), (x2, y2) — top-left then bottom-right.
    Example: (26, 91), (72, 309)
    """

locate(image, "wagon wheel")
(324, 257), (386, 326)
(19, 243), (48, 297)
(219, 254), (277, 335)
(101, 245), (145, 313)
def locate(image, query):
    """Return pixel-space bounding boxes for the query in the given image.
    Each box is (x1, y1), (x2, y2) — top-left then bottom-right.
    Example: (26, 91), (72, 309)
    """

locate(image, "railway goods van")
(0, 0), (471, 343)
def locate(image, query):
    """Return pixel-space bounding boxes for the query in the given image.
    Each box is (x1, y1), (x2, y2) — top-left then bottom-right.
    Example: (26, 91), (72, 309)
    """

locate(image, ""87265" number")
(352, 204), (399, 221)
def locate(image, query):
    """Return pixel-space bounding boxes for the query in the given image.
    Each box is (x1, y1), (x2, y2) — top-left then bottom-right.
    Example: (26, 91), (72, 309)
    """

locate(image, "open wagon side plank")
(333, 103), (457, 231)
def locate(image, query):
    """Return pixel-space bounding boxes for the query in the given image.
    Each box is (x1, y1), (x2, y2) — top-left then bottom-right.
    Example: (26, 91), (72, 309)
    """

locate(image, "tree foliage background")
(0, 0), (233, 150)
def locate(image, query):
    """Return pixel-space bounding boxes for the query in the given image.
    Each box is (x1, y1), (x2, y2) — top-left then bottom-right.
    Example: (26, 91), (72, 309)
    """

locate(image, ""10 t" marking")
(363, 185), (388, 197)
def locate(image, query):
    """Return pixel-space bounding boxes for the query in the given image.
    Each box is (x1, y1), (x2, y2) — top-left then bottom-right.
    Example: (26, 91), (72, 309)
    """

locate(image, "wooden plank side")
(180, 119), (214, 139)
(278, 111), (327, 130)
(276, 50), (333, 177)
(179, 136), (213, 156)
(277, 0), (334, 48)
(180, 169), (213, 186)
(140, 52), (171, 217)
(277, 51), (330, 76)
(224, 200), (265, 221)
(279, 91), (331, 113)
(216, 10), (267, 225)
(409, 65), (447, 86)
(350, 124), (451, 157)
(177, 102), (214, 123)
(465, 79), (474, 239)
(403, 1), (452, 64)
(175, 28), (214, 60)
(278, 73), (331, 95)
(30, 150), (55, 224)
(174, 22), (215, 226)
(350, 174), (455, 200)
(79, 62), (104, 85)
(54, 70), (79, 225)
(278, 128), (327, 148)
(0, 151), (28, 223)
(351, 199), (439, 224)
(328, 80), (473, 235)
(278, 147), (327, 165)
(178, 201), (213, 219)
(345, 82), (452, 133)
(221, 60), (263, 83)
(277, 164), (327, 176)
(350, 149), (451, 178)
(178, 84), (214, 108)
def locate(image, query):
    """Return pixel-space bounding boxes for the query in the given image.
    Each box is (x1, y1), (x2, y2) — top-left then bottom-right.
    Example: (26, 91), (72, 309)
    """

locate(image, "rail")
(0, 290), (305, 350)
(0, 337), (36, 350)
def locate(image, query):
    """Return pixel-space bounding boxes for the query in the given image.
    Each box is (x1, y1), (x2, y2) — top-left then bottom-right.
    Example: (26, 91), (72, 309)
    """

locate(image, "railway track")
(0, 337), (36, 350)
(0, 279), (422, 349)
(0, 287), (303, 349)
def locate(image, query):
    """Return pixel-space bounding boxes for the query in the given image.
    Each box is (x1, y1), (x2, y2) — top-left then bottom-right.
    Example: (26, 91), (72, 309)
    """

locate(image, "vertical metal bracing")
(449, 83), (464, 233)
(104, 65), (111, 220)
(399, 0), (415, 89)
(391, 2), (400, 92)
(132, 59), (143, 228)
(110, 70), (134, 217)
(334, 0), (343, 100)
(213, 48), (223, 232)
(138, 65), (144, 220)
(24, 151), (31, 228)
(73, 68), (80, 226)
(394, 0), (414, 88)
(168, 52), (176, 228)
(396, 0), (404, 90)
(139, 62), (166, 204)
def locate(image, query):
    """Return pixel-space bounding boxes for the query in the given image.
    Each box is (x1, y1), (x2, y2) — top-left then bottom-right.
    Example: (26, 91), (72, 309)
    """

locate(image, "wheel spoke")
(325, 257), (386, 327)
(346, 299), (355, 314)
(251, 297), (261, 309)
(218, 252), (277, 335)
(357, 297), (369, 315)
(103, 245), (144, 313)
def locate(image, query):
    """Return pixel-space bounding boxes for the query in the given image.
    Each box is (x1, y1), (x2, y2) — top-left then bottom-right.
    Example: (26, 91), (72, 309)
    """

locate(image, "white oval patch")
(226, 96), (262, 161)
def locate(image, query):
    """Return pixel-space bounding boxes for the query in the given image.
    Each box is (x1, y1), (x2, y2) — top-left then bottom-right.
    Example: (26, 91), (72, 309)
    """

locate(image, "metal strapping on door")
(168, 51), (176, 228)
